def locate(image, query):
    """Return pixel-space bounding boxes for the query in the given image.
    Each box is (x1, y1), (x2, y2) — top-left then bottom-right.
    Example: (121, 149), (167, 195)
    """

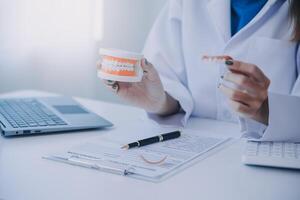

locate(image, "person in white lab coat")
(101, 0), (300, 142)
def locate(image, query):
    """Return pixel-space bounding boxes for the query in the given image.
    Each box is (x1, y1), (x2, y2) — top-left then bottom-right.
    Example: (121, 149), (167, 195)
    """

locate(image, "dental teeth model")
(202, 55), (233, 64)
(98, 48), (144, 82)
(202, 55), (246, 92)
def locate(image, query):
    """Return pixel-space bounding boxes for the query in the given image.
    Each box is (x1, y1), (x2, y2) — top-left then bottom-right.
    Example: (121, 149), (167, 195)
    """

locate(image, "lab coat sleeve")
(240, 46), (300, 142)
(143, 0), (194, 126)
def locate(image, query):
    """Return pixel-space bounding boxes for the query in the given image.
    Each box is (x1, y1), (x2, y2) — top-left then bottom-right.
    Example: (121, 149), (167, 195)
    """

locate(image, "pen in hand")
(121, 131), (181, 150)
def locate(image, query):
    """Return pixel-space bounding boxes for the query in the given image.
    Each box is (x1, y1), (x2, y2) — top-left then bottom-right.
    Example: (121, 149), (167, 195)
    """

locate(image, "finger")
(225, 60), (267, 83)
(228, 100), (253, 118)
(103, 81), (119, 93)
(219, 84), (254, 106)
(111, 82), (119, 93)
(141, 58), (160, 82)
(141, 58), (157, 75)
(223, 72), (264, 94)
(219, 84), (264, 111)
(103, 79), (116, 86)
(141, 58), (148, 73)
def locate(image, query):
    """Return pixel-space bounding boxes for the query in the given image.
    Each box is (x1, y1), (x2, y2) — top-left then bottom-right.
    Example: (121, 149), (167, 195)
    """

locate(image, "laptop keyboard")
(0, 99), (67, 128)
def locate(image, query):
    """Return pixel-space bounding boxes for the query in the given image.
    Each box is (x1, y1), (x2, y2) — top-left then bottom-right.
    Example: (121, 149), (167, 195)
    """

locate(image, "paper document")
(44, 133), (229, 181)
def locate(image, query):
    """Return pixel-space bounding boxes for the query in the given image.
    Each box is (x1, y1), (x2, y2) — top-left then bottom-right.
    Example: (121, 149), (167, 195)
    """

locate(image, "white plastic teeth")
(202, 55), (232, 64)
(102, 60), (135, 71)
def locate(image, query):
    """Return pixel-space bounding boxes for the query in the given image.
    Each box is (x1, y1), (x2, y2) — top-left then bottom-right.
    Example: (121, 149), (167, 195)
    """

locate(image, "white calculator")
(242, 141), (300, 170)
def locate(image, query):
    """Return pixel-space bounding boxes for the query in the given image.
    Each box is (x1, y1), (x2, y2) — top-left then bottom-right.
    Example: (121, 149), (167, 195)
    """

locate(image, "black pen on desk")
(121, 131), (181, 150)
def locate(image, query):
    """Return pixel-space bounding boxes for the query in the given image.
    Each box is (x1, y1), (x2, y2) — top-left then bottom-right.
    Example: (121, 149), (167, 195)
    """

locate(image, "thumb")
(141, 58), (158, 78)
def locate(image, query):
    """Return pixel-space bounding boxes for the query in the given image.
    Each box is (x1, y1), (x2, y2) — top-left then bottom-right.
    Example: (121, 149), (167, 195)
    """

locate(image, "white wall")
(0, 0), (166, 103)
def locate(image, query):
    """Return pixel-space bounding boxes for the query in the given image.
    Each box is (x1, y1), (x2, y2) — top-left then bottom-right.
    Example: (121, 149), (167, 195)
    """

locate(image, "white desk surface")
(0, 90), (299, 200)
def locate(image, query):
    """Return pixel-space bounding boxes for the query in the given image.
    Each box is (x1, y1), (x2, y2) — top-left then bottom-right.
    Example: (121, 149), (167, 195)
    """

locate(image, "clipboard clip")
(43, 153), (135, 176)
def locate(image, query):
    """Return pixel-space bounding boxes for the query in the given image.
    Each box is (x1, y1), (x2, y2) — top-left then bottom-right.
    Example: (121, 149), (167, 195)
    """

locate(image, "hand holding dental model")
(203, 56), (271, 125)
(97, 48), (180, 116)
(97, 49), (270, 125)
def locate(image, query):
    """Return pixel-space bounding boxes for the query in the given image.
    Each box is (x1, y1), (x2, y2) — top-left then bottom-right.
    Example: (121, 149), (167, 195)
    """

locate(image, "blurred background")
(0, 0), (166, 104)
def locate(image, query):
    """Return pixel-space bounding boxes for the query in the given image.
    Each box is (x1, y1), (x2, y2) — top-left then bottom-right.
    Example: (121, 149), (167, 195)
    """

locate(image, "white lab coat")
(143, 0), (300, 142)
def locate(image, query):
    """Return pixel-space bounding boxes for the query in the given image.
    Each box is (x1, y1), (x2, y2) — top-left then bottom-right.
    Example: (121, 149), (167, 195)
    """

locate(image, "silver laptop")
(0, 96), (113, 137)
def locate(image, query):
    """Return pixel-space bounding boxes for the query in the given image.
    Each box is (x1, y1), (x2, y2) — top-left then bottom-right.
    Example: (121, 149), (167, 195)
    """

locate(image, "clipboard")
(43, 134), (231, 182)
